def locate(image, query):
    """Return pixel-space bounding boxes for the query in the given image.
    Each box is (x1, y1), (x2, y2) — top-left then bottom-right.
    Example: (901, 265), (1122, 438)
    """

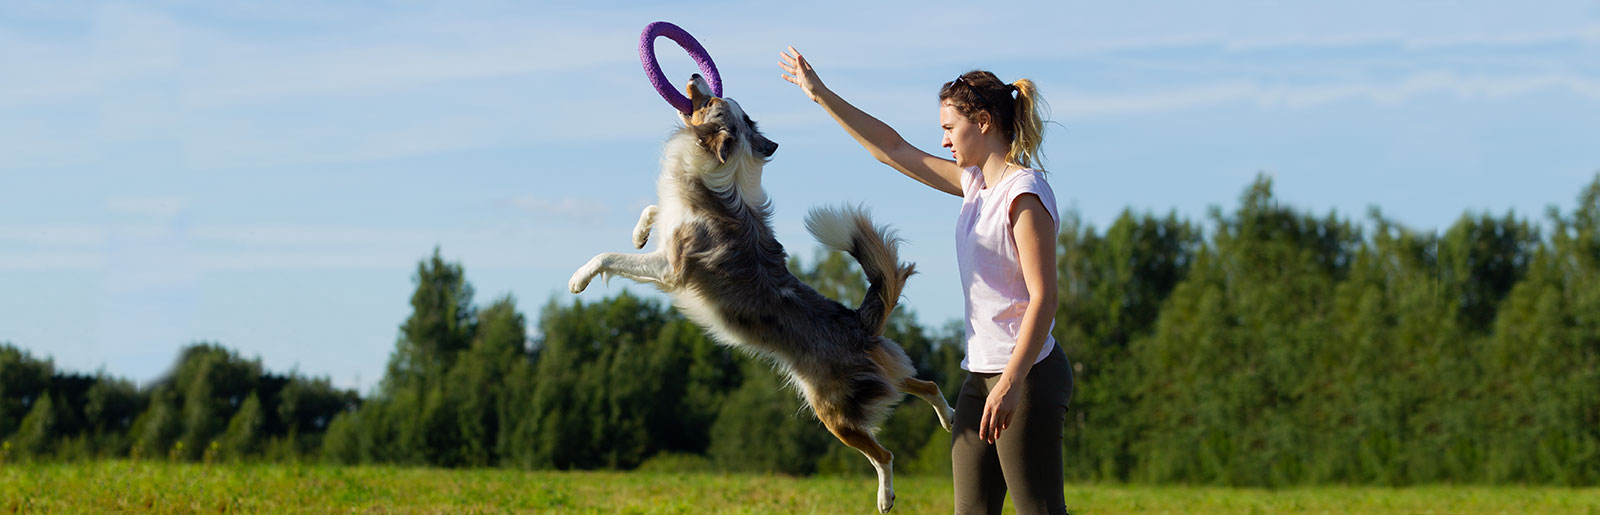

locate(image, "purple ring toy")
(639, 21), (722, 114)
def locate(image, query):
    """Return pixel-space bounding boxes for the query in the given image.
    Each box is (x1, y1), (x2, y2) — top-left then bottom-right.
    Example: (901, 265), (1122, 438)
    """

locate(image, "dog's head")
(682, 74), (778, 164)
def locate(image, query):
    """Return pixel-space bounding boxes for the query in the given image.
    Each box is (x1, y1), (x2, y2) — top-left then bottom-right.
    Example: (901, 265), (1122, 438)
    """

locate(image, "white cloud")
(0, 219), (606, 272)
(510, 195), (611, 220)
(0, 225), (105, 246)
(188, 225), (432, 248)
(189, 250), (410, 271)
(178, 26), (634, 106)
(0, 4), (636, 106)
(106, 197), (185, 218)
(6, 2), (1592, 172)
(1053, 71), (1600, 117)
(0, 252), (104, 270)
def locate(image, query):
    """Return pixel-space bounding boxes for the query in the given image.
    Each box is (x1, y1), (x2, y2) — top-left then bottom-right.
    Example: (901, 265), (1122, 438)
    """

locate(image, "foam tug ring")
(639, 21), (722, 114)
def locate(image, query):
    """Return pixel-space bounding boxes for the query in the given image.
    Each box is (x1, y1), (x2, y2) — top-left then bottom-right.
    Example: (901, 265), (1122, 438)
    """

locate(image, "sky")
(2, 1), (1597, 393)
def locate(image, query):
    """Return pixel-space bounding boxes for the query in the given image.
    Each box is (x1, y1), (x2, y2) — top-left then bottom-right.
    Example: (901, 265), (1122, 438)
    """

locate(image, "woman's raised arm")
(780, 46), (964, 197)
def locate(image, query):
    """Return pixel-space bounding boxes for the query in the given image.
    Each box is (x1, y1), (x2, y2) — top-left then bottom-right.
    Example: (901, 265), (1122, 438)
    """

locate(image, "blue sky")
(3, 1), (1597, 393)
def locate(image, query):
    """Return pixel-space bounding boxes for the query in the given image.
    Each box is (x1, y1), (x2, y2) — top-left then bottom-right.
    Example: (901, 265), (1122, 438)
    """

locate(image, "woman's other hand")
(779, 46), (826, 102)
(980, 377), (1022, 444)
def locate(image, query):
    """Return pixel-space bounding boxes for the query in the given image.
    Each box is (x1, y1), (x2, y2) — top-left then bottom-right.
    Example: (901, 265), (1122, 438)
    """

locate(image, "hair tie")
(1009, 84), (1019, 94)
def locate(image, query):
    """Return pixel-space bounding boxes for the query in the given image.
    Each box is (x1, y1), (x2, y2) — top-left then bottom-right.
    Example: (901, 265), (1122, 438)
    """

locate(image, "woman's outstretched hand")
(779, 46), (826, 103)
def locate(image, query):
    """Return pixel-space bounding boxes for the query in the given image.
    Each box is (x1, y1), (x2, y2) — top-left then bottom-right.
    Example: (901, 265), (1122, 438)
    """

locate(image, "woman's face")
(940, 101), (987, 167)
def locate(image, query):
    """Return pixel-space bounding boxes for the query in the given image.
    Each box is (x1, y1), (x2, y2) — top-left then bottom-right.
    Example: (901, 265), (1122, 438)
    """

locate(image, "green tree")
(709, 357), (833, 475)
(1133, 175), (1357, 486)
(1055, 208), (1199, 481)
(641, 317), (738, 456)
(218, 393), (265, 460)
(524, 292), (675, 469)
(170, 344), (263, 460)
(275, 375), (358, 456)
(1302, 209), (1442, 484)
(321, 410), (362, 465)
(0, 343), (53, 440)
(367, 248), (479, 466)
(1479, 173), (1600, 484)
(447, 295), (527, 467)
(496, 346), (541, 469)
(84, 375), (144, 456)
(1440, 212), (1539, 333)
(419, 386), (463, 466)
(12, 393), (57, 459)
(386, 247), (477, 390)
(129, 387), (180, 461)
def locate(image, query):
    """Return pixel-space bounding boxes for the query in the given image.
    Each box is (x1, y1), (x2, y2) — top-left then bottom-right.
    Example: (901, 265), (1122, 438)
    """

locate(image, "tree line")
(2, 174), (1596, 486)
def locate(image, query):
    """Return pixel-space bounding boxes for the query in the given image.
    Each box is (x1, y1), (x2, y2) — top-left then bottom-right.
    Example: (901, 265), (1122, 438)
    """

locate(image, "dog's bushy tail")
(806, 204), (916, 336)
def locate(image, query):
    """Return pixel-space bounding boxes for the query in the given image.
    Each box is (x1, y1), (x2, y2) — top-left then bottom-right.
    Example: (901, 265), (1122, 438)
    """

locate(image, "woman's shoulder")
(1006, 167), (1054, 193)
(1004, 168), (1059, 221)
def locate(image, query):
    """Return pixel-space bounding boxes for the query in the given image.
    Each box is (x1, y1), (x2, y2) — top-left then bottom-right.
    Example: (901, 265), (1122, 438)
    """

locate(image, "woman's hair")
(938, 70), (1048, 170)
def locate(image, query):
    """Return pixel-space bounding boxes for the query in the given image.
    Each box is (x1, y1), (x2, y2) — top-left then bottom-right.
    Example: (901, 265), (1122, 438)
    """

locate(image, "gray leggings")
(951, 344), (1074, 515)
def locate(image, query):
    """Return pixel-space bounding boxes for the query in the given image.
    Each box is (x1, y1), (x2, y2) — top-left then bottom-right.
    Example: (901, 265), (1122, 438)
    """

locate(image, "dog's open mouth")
(686, 74), (714, 115)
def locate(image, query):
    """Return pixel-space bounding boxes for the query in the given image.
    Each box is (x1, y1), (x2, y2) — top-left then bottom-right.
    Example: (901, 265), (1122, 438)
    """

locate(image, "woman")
(780, 47), (1074, 515)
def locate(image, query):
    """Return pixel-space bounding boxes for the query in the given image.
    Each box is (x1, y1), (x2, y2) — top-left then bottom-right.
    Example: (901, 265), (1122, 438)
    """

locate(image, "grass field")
(4, 461), (1598, 513)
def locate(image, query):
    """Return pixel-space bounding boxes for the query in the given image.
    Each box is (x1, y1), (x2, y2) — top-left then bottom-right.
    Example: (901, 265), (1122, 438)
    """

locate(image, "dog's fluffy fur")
(569, 75), (954, 513)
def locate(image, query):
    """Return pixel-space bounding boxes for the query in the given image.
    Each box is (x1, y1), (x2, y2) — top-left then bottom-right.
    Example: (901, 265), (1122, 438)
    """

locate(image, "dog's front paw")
(878, 489), (895, 513)
(632, 228), (650, 249)
(568, 261), (599, 293)
(632, 205), (658, 249)
(568, 272), (591, 294)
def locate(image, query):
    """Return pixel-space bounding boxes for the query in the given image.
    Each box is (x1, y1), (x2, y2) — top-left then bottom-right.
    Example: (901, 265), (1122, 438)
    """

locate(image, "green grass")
(3, 461), (1598, 513)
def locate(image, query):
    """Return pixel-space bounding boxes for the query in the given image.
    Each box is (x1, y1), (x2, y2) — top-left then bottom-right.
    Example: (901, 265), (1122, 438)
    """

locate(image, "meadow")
(4, 461), (1598, 513)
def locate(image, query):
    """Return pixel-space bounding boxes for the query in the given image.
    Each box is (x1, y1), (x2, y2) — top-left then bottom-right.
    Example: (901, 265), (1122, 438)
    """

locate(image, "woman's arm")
(780, 46), (964, 197)
(979, 193), (1059, 444)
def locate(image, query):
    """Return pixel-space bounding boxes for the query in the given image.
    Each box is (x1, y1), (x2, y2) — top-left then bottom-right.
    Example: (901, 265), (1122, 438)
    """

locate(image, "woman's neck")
(979, 153), (1016, 189)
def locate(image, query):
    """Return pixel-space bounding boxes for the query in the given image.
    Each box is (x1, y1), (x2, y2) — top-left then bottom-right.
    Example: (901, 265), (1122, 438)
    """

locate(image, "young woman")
(780, 47), (1074, 515)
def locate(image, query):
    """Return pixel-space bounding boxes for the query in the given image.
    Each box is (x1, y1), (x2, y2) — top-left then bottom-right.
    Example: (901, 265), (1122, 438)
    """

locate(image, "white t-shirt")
(954, 165), (1060, 373)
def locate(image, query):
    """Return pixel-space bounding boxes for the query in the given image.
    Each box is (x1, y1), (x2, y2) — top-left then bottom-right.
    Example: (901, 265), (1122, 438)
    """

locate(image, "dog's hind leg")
(632, 205), (659, 249)
(824, 421), (896, 513)
(568, 251), (670, 293)
(899, 378), (955, 432)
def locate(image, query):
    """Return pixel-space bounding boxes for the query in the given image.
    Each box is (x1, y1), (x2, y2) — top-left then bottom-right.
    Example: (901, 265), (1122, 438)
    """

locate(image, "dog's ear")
(752, 133), (778, 158)
(701, 128), (736, 163)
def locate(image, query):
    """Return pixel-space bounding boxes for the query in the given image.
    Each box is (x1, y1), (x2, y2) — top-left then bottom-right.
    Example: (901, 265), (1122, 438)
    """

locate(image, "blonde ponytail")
(1007, 79), (1047, 170)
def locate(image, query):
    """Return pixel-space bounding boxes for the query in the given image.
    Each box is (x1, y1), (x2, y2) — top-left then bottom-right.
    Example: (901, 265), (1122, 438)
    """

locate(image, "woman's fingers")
(981, 402), (1013, 443)
(778, 49), (802, 86)
(782, 46), (811, 77)
(980, 402), (1013, 444)
(778, 45), (823, 100)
